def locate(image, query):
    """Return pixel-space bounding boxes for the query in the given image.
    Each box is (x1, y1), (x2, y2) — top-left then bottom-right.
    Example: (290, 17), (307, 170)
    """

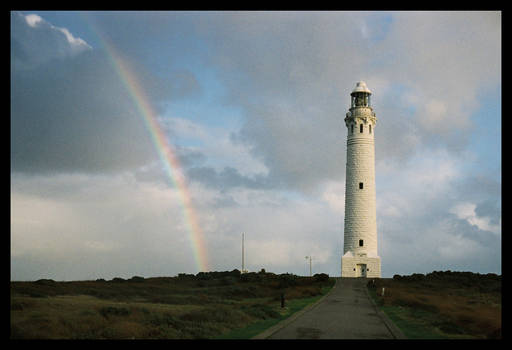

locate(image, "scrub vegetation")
(367, 271), (501, 339)
(11, 270), (334, 339)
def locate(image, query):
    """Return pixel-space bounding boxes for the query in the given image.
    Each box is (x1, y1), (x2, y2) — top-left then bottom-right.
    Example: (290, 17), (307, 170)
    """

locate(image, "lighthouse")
(341, 81), (381, 278)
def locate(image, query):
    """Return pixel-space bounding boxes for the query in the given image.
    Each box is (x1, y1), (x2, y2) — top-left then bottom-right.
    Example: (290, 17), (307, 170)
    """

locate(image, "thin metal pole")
(305, 256), (312, 277)
(242, 233), (244, 273)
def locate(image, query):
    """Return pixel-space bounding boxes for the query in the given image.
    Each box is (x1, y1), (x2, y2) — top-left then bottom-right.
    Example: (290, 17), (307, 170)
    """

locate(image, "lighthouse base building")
(341, 81), (381, 278)
(341, 254), (381, 278)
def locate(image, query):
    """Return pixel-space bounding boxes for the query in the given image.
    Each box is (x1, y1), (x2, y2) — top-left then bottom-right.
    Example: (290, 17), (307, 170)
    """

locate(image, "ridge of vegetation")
(367, 270), (501, 339)
(11, 270), (334, 339)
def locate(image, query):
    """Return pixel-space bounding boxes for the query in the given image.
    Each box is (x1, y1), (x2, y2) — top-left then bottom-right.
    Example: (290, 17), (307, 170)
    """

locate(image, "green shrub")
(240, 272), (261, 283)
(34, 279), (56, 285)
(148, 313), (180, 328)
(11, 301), (24, 311)
(433, 320), (466, 335)
(220, 277), (237, 286)
(314, 273), (329, 282)
(278, 273), (297, 287)
(487, 328), (501, 339)
(99, 306), (131, 318)
(28, 291), (48, 298)
(130, 276), (145, 283)
(177, 273), (195, 280)
(242, 304), (280, 320)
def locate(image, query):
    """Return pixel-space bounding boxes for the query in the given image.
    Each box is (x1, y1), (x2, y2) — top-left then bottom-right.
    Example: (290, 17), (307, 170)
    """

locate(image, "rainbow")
(88, 23), (210, 273)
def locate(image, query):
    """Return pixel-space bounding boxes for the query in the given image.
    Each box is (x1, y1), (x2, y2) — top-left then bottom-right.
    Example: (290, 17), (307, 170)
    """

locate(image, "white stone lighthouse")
(341, 81), (381, 278)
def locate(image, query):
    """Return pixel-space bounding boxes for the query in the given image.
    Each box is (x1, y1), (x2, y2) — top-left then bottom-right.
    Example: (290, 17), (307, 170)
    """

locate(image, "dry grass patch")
(368, 271), (501, 339)
(11, 271), (334, 339)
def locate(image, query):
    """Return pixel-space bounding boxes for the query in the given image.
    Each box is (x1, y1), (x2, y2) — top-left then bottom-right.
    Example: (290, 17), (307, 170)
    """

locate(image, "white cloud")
(379, 203), (402, 218)
(163, 116), (269, 177)
(376, 148), (460, 219)
(369, 11), (500, 156)
(246, 238), (331, 273)
(10, 173), (196, 279)
(450, 202), (501, 234)
(84, 240), (116, 253)
(24, 14), (42, 27)
(10, 192), (81, 258)
(424, 99), (448, 126)
(10, 172), (341, 279)
(321, 180), (345, 214)
(437, 233), (482, 261)
(23, 13), (92, 51)
(12, 12), (91, 70)
(58, 26), (91, 52)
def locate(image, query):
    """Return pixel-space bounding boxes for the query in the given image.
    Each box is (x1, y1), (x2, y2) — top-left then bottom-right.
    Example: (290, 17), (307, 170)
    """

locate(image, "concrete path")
(254, 278), (406, 339)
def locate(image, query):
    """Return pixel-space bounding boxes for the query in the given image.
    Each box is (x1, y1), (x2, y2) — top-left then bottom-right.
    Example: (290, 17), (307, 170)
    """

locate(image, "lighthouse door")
(356, 264), (367, 277)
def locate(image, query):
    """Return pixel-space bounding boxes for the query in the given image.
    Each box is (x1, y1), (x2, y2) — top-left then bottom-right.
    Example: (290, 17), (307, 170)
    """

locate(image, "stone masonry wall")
(341, 255), (381, 278)
(343, 107), (378, 257)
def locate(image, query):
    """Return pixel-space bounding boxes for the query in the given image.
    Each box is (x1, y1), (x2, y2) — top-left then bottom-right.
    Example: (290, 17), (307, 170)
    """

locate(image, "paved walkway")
(254, 278), (405, 339)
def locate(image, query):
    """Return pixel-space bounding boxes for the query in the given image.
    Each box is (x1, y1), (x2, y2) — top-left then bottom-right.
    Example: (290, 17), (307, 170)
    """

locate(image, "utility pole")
(305, 256), (312, 277)
(242, 233), (245, 274)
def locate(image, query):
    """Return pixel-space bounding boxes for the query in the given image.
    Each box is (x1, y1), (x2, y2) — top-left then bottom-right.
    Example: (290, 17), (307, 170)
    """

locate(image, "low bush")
(240, 272), (261, 283)
(11, 269), (337, 339)
(34, 279), (56, 285)
(130, 276), (145, 283)
(313, 273), (329, 282)
(111, 277), (125, 283)
(99, 306), (131, 318)
(242, 304), (281, 320)
(277, 273), (297, 288)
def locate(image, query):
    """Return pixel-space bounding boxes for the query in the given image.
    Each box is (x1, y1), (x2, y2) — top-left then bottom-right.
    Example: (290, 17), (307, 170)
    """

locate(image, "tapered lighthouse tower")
(341, 81), (381, 278)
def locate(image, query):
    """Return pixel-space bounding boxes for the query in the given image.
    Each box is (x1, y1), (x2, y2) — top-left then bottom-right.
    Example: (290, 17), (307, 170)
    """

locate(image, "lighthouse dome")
(351, 81), (372, 95)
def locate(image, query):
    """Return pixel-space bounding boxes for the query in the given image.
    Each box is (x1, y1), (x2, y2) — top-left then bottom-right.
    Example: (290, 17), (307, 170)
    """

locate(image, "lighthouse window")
(359, 182), (364, 189)
(369, 125), (372, 134)
(351, 124), (354, 134)
(360, 124), (363, 133)
(359, 239), (364, 247)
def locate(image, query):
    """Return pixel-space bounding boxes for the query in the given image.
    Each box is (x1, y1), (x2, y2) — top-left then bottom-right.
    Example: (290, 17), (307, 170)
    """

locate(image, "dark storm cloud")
(191, 12), (500, 194)
(10, 11), (203, 175)
(133, 147), (207, 185)
(454, 175), (502, 223)
(379, 203), (501, 276)
(11, 50), (156, 174)
(10, 12), (91, 70)
(475, 199), (501, 226)
(187, 166), (271, 191)
(234, 102), (346, 193)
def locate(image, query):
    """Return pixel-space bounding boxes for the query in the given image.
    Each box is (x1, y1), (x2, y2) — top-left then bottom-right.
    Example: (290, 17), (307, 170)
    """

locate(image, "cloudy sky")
(11, 11), (501, 281)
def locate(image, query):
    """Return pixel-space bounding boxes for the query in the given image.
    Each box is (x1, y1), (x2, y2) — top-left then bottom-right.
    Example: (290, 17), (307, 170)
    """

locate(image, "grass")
(218, 284), (333, 339)
(11, 271), (335, 339)
(366, 271), (501, 339)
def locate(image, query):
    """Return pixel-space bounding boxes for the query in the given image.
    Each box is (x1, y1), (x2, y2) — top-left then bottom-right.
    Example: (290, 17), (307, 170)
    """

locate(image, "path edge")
(251, 277), (340, 339)
(365, 284), (407, 339)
